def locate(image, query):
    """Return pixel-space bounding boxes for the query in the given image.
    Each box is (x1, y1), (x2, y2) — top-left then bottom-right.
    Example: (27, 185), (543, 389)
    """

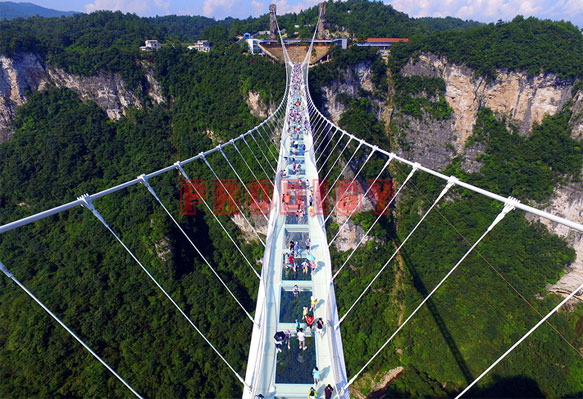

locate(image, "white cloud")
(272, 0), (319, 15)
(252, 0), (265, 15)
(85, 0), (170, 16)
(385, 0), (583, 26)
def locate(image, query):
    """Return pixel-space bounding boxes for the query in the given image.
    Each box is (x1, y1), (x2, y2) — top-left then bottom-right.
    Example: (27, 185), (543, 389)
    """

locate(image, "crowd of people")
(270, 63), (334, 398)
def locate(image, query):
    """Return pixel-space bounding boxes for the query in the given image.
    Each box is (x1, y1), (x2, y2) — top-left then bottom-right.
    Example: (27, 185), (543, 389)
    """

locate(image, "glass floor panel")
(280, 287), (312, 323)
(284, 231), (309, 247)
(282, 258), (312, 281)
(275, 337), (316, 384)
(285, 211), (307, 225)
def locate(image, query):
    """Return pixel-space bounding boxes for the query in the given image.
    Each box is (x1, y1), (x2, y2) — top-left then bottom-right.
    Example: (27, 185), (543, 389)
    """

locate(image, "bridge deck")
(244, 64), (348, 399)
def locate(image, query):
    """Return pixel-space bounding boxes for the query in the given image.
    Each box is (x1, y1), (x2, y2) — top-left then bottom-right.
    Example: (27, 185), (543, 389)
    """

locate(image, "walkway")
(244, 63), (348, 399)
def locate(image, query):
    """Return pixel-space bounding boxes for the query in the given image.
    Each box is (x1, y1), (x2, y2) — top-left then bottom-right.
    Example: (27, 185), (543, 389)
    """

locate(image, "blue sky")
(23, 0), (583, 26)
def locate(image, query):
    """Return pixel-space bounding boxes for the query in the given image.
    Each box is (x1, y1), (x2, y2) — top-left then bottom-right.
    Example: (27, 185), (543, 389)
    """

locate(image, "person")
(306, 313), (314, 331)
(310, 296), (317, 312)
(289, 240), (295, 253)
(293, 284), (300, 299)
(305, 237), (311, 253)
(295, 241), (300, 255)
(297, 328), (306, 350)
(302, 306), (309, 320)
(294, 319), (301, 332)
(325, 384), (334, 399)
(274, 331), (285, 353)
(308, 387), (316, 399)
(310, 261), (316, 275)
(297, 209), (303, 224)
(312, 367), (321, 386)
(302, 260), (309, 275)
(289, 252), (295, 266)
(284, 330), (292, 350)
(256, 395), (264, 399)
(316, 318), (324, 337)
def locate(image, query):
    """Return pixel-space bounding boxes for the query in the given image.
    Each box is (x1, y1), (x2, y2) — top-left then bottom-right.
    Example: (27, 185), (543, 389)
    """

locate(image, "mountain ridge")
(0, 1), (79, 20)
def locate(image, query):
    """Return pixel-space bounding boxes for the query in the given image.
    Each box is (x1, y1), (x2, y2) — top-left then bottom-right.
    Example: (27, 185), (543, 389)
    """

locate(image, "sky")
(21, 0), (583, 27)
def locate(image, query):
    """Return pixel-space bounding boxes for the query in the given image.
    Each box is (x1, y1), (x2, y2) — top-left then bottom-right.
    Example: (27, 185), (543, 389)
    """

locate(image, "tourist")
(295, 319), (301, 332)
(308, 387), (316, 399)
(284, 330), (291, 350)
(310, 296), (317, 311)
(293, 284), (300, 299)
(325, 384), (334, 399)
(305, 237), (311, 252)
(302, 260), (309, 275)
(316, 318), (324, 337)
(297, 328), (306, 350)
(312, 367), (320, 385)
(306, 313), (314, 331)
(274, 331), (285, 353)
(302, 306), (309, 320)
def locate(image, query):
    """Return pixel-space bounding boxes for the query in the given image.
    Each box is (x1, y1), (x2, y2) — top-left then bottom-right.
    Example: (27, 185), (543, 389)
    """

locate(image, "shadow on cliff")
(368, 373), (544, 398)
(396, 234), (475, 386)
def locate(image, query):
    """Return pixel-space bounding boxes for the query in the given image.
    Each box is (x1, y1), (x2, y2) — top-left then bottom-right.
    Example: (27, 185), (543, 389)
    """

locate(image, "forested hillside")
(307, 12), (583, 399)
(0, 10), (284, 397)
(1, 1), (583, 398)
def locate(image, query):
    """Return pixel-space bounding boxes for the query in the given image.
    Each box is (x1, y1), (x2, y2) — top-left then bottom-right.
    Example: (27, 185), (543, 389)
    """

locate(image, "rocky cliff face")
(320, 61), (377, 123)
(0, 53), (47, 142)
(528, 183), (583, 299)
(402, 53), (573, 147)
(0, 52), (164, 142)
(246, 90), (269, 119)
(390, 53), (575, 172)
(318, 53), (583, 301)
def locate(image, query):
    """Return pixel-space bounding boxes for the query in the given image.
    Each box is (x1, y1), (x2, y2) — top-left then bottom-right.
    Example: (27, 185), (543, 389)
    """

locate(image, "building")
(188, 40), (211, 53)
(139, 40), (161, 51)
(247, 39), (265, 56)
(353, 38), (408, 50)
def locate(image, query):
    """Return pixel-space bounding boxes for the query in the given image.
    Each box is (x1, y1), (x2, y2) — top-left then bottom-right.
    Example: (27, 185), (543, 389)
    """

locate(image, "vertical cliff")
(0, 52), (164, 142)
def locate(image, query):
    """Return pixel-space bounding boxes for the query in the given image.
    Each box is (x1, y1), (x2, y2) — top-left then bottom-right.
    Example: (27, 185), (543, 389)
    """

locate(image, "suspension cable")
(136, 175), (255, 323)
(456, 277), (583, 398)
(257, 125), (279, 164)
(324, 146), (377, 224)
(78, 194), (249, 387)
(218, 148), (270, 222)
(0, 261), (143, 398)
(175, 162), (261, 279)
(232, 141), (273, 196)
(344, 199), (517, 390)
(332, 164), (419, 281)
(242, 135), (273, 184)
(320, 136), (353, 179)
(250, 133), (276, 174)
(316, 127), (341, 165)
(329, 155), (392, 245)
(201, 154), (267, 241)
(314, 124), (336, 156)
(321, 142), (364, 205)
(337, 176), (459, 325)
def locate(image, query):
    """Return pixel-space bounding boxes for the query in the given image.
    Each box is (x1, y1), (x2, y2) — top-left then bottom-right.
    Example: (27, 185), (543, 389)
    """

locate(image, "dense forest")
(306, 8), (583, 399)
(1, 0), (583, 397)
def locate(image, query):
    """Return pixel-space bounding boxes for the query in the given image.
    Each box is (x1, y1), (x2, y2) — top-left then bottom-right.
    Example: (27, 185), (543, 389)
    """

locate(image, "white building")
(139, 40), (161, 51)
(188, 40), (211, 53)
(247, 39), (265, 56)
